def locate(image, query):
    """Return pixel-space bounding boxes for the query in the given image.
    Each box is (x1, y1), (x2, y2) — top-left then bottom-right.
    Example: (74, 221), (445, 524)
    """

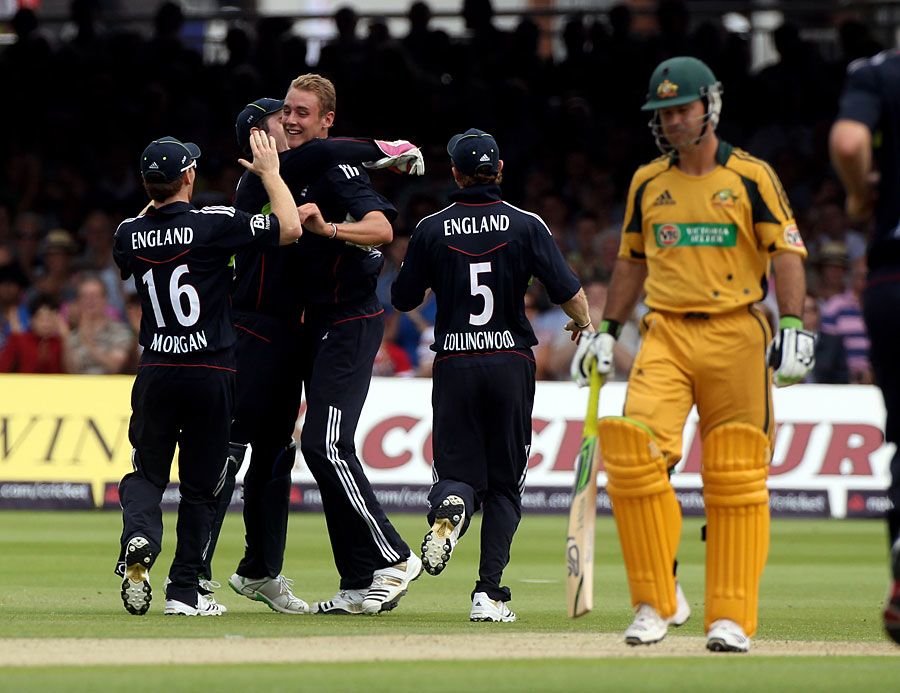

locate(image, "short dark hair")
(455, 170), (503, 188)
(143, 176), (185, 203)
(28, 292), (60, 315)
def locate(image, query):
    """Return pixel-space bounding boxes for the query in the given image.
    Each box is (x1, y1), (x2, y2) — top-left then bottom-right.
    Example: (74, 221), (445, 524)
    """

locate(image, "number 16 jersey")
(114, 201), (280, 359)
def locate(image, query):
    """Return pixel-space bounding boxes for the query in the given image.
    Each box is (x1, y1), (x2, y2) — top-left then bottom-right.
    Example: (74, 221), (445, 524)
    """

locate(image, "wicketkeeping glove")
(365, 140), (425, 176)
(766, 315), (816, 387)
(570, 320), (620, 387)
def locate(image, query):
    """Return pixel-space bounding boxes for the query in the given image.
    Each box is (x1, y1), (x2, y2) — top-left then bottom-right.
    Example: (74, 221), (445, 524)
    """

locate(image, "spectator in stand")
(0, 294), (65, 373)
(372, 329), (415, 378)
(812, 241), (850, 302)
(11, 213), (43, 284)
(803, 292), (848, 384)
(63, 273), (133, 375)
(78, 210), (125, 317)
(820, 256), (872, 384)
(0, 261), (30, 351)
(808, 200), (867, 263)
(28, 229), (79, 307)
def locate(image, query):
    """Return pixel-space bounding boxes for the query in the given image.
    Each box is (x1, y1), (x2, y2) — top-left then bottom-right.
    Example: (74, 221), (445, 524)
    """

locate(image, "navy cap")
(140, 137), (201, 183)
(447, 128), (500, 176)
(236, 98), (284, 151)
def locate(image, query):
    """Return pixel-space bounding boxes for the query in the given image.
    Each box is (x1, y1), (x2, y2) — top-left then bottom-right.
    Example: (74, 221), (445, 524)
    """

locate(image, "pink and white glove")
(365, 139), (425, 176)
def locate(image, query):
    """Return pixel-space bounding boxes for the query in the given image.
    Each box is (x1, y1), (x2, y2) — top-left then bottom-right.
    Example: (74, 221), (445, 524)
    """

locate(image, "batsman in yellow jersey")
(571, 57), (815, 652)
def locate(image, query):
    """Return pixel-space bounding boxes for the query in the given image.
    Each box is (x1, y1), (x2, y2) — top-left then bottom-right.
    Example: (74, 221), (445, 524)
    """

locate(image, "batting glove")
(571, 320), (619, 387)
(767, 315), (816, 387)
(365, 139), (425, 176)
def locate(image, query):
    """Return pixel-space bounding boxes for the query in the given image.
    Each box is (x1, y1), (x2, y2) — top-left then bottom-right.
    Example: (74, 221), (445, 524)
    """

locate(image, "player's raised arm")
(239, 128), (301, 245)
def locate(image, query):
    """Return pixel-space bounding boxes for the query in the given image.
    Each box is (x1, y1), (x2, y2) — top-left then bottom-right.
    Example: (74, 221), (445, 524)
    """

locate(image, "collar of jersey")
(668, 140), (733, 169)
(147, 201), (194, 216)
(448, 183), (502, 204)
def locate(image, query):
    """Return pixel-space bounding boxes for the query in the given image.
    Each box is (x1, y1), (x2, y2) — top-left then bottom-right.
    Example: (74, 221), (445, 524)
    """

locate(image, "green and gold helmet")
(642, 56), (724, 153)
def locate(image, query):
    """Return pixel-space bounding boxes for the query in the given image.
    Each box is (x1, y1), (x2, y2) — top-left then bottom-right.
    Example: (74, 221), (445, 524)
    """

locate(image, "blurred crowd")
(0, 0), (883, 382)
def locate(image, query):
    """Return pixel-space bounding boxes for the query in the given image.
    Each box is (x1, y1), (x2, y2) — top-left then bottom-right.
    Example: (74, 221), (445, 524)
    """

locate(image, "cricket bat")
(565, 365), (602, 618)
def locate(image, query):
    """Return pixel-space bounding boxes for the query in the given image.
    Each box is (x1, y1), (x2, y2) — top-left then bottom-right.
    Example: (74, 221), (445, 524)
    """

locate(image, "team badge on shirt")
(711, 189), (737, 208)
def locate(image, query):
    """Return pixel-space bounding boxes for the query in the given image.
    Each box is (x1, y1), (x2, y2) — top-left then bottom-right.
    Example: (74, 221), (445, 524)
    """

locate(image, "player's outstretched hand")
(767, 317), (816, 387)
(365, 140), (425, 176)
(238, 128), (280, 178)
(571, 332), (615, 387)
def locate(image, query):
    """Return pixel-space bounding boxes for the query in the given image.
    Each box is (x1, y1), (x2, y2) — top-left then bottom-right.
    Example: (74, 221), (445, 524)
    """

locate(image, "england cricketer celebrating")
(393, 129), (591, 621)
(572, 57), (814, 651)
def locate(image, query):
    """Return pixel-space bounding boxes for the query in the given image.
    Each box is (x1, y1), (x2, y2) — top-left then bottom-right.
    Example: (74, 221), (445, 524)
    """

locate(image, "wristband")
(329, 222), (339, 239)
(778, 315), (803, 330)
(575, 319), (592, 329)
(599, 319), (623, 339)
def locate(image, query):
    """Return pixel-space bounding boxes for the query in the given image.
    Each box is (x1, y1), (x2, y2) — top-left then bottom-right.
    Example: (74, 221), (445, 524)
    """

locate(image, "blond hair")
(289, 73), (336, 115)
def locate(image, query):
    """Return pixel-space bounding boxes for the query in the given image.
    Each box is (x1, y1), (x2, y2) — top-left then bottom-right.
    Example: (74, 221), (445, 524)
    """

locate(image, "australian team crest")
(657, 79), (679, 99)
(712, 188), (737, 208)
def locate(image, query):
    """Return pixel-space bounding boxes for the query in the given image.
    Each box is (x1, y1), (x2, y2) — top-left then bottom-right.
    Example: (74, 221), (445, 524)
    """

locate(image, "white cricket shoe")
(121, 536), (153, 616)
(164, 593), (225, 616)
(198, 578), (228, 613)
(228, 573), (309, 614)
(422, 495), (465, 576)
(313, 588), (367, 615)
(362, 553), (423, 615)
(707, 619), (751, 653)
(624, 604), (668, 645)
(469, 592), (517, 622)
(668, 582), (691, 627)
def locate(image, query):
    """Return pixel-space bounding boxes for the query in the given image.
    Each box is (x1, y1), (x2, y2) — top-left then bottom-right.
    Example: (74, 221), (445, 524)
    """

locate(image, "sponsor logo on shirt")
(653, 223), (737, 247)
(783, 223), (805, 248)
(652, 190), (676, 206)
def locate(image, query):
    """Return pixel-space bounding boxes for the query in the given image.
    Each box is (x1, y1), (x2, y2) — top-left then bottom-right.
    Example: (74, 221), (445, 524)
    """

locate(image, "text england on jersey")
(443, 215), (510, 236)
(132, 227), (194, 249)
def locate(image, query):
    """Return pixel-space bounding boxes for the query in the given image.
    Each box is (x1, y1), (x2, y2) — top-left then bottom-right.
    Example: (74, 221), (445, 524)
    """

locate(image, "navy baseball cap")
(236, 98), (284, 150)
(140, 137), (201, 183)
(447, 128), (500, 176)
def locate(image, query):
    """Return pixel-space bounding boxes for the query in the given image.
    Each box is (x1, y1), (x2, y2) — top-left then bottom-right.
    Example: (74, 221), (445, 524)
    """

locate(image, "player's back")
(114, 201), (279, 360)
(395, 185), (579, 357)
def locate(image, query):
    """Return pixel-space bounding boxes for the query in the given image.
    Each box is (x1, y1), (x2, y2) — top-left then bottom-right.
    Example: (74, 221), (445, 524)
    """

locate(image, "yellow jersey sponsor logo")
(653, 223), (737, 247)
(657, 79), (679, 99)
(711, 188), (737, 208)
(783, 223), (805, 248)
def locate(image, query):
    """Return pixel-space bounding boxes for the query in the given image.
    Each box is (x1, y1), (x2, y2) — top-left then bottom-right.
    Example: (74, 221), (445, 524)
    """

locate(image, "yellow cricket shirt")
(619, 141), (808, 314)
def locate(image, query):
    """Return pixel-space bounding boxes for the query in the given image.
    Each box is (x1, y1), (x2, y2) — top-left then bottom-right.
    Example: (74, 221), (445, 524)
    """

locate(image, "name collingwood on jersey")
(443, 329), (515, 351)
(150, 329), (208, 353)
(443, 214), (510, 236)
(132, 227), (194, 249)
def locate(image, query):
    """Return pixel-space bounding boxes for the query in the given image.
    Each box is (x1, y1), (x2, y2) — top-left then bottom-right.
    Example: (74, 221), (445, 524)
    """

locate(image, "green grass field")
(0, 511), (897, 691)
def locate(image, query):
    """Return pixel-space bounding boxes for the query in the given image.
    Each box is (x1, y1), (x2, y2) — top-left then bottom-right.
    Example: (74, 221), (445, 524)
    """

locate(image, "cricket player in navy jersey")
(392, 129), (591, 621)
(113, 131), (300, 617)
(236, 74), (422, 616)
(207, 96), (423, 614)
(831, 48), (900, 644)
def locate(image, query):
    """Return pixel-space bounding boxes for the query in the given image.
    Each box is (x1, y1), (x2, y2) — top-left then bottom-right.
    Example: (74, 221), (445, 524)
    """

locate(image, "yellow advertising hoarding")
(0, 374), (158, 507)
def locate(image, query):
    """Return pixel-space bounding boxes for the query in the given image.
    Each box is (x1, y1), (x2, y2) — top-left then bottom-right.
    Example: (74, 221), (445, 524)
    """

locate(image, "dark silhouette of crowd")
(0, 0), (884, 381)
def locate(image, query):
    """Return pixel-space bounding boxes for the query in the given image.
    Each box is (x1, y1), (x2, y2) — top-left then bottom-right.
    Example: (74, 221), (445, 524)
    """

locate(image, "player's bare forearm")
(772, 253), (806, 319)
(603, 259), (648, 322)
(300, 207), (393, 246)
(561, 288), (593, 338)
(830, 120), (872, 197)
(259, 172), (302, 244)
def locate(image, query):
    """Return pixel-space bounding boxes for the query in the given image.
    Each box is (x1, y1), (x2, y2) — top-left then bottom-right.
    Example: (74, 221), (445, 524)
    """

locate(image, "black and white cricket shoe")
(469, 592), (517, 622)
(361, 553), (423, 615)
(421, 495), (465, 576)
(164, 593), (225, 616)
(121, 536), (153, 616)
